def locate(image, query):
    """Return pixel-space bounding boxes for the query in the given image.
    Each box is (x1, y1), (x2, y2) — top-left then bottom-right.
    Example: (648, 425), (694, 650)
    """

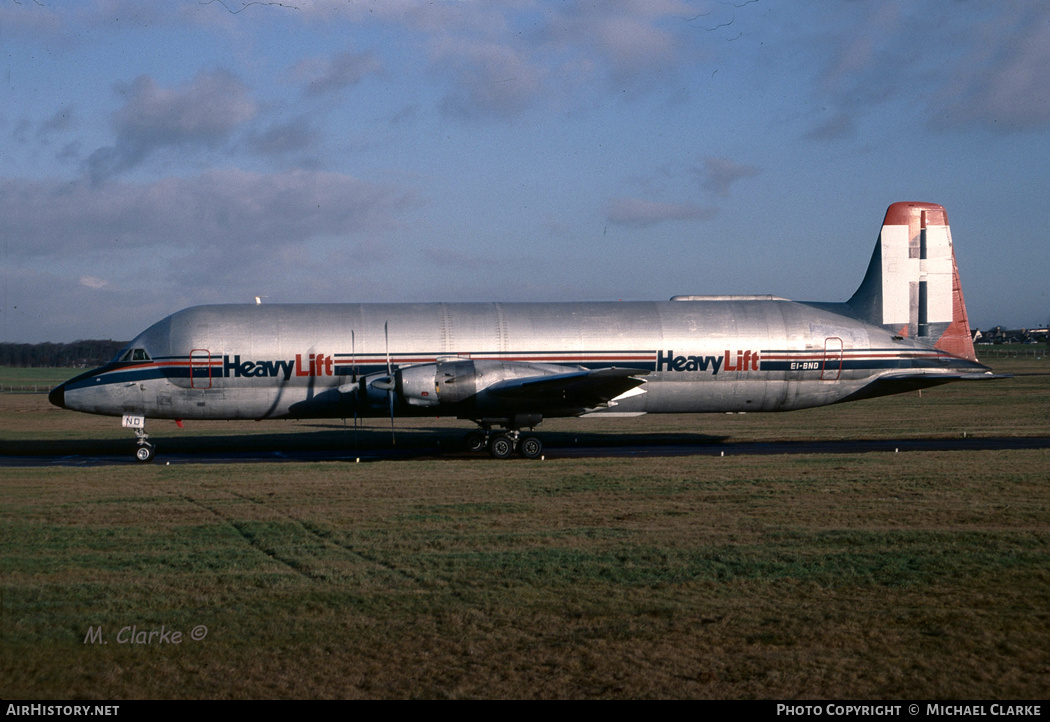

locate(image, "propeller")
(351, 329), (358, 448)
(336, 329), (360, 449)
(385, 321), (395, 446)
(350, 322), (398, 447)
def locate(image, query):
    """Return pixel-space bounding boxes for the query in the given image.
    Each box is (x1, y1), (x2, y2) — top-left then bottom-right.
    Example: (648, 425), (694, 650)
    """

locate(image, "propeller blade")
(385, 321), (395, 446)
(351, 329), (358, 448)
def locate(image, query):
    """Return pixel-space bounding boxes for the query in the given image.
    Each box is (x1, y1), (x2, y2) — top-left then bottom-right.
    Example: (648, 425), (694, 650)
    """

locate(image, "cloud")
(303, 0), (721, 118)
(79, 276), (111, 290)
(803, 112), (856, 142)
(37, 104), (77, 143)
(696, 157), (760, 198)
(932, 6), (1050, 132)
(85, 70), (258, 179)
(0, 265), (134, 343)
(422, 245), (501, 271)
(0, 168), (416, 261)
(804, 3), (1050, 137)
(1, 167), (421, 338)
(293, 50), (383, 97)
(431, 37), (545, 119)
(552, 3), (683, 85)
(247, 116), (321, 158)
(605, 197), (715, 227)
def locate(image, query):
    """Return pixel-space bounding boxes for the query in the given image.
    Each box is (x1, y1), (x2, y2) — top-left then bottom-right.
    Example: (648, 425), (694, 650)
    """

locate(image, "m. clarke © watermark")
(83, 624), (208, 645)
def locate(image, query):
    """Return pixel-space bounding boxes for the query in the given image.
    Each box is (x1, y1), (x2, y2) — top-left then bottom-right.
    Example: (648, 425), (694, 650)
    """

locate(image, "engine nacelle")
(394, 359), (483, 406)
(359, 366), (448, 409)
(395, 364), (442, 407)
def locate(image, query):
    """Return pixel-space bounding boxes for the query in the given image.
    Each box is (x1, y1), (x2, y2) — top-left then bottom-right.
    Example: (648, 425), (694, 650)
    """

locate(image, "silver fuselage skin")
(52, 299), (987, 421)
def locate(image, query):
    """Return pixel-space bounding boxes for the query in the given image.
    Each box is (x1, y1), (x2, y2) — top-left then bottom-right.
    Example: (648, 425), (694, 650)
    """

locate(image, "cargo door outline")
(190, 349), (213, 389)
(821, 337), (843, 381)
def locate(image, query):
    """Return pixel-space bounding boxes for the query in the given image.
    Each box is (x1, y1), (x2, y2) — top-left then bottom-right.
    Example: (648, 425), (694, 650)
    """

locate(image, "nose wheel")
(135, 442), (156, 463)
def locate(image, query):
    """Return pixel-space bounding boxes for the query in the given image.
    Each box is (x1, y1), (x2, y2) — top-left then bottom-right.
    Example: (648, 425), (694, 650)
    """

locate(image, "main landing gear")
(463, 429), (544, 459)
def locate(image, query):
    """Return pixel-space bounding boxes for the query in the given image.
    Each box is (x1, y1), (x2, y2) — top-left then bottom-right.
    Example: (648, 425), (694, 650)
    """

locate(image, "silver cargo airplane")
(50, 202), (995, 461)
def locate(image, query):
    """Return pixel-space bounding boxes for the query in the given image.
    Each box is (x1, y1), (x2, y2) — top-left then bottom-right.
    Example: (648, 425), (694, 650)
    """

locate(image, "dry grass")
(1, 355), (1048, 699)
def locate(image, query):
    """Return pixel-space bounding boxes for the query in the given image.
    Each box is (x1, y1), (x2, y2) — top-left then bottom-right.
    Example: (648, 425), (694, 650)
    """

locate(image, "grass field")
(1, 355), (1048, 699)
(0, 367), (82, 393)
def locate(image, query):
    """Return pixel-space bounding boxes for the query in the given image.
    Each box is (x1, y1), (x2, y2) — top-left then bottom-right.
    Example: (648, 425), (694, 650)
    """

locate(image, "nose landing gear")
(123, 415), (156, 463)
(135, 440), (156, 463)
(133, 427), (155, 463)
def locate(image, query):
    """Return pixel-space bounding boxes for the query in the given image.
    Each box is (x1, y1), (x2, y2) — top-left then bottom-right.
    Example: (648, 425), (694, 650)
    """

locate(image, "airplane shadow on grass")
(0, 426), (732, 463)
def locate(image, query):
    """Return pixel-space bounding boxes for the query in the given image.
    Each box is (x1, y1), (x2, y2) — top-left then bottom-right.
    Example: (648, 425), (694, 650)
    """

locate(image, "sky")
(2, 0), (1048, 343)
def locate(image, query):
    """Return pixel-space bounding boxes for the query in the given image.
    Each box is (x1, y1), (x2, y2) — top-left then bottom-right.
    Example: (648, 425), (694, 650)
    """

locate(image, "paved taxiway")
(2, 436), (1048, 466)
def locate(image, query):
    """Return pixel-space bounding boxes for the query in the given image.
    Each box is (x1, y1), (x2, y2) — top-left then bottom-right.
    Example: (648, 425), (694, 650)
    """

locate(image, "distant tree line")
(0, 340), (128, 368)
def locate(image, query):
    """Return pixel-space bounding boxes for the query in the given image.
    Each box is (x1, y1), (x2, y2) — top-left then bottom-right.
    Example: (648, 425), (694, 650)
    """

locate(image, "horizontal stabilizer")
(838, 370), (1008, 403)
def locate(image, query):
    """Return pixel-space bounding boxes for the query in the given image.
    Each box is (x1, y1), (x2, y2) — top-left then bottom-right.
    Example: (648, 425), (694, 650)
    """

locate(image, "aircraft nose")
(48, 383), (66, 409)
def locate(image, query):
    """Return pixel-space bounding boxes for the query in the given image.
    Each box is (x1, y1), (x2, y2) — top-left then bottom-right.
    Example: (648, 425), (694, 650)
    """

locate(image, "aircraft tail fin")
(847, 202), (977, 362)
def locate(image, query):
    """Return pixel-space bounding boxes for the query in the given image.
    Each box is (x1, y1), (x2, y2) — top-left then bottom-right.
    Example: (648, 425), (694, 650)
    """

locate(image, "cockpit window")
(120, 348), (152, 362)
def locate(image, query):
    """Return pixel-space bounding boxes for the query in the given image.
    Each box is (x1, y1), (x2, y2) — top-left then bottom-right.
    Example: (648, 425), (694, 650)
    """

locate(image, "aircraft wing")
(485, 367), (648, 409)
